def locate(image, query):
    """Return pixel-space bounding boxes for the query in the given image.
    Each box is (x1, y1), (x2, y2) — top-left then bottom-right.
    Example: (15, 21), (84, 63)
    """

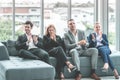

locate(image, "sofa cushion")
(6, 40), (18, 56)
(0, 43), (10, 60)
(0, 56), (55, 80)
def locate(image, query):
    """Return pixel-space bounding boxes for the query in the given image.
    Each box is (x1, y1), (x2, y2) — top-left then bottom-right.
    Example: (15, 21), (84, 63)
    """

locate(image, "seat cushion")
(6, 40), (19, 56)
(0, 43), (10, 60)
(0, 57), (55, 80)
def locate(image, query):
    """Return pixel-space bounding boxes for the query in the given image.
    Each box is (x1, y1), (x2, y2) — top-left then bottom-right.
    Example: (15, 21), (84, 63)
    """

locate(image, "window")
(15, 0), (41, 39)
(0, 0), (13, 41)
(44, 0), (68, 37)
(72, 0), (94, 36)
(108, 0), (116, 50)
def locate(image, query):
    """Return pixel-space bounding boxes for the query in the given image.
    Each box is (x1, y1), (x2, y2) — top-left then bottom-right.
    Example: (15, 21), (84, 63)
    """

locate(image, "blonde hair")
(45, 24), (56, 36)
(94, 22), (101, 27)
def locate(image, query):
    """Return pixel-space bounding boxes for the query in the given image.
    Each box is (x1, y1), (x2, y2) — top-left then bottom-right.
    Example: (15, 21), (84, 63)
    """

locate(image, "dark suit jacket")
(88, 33), (109, 47)
(87, 33), (111, 54)
(43, 35), (65, 52)
(16, 34), (44, 50)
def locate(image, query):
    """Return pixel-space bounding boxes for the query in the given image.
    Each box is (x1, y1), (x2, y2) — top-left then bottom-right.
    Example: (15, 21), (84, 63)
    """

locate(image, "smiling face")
(94, 23), (102, 33)
(24, 24), (32, 35)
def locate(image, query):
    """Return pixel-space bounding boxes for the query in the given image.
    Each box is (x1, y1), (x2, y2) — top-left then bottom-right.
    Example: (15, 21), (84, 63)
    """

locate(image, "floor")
(55, 76), (120, 80)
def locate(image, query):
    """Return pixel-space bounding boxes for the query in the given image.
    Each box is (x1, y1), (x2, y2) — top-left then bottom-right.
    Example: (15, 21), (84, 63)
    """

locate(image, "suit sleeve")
(64, 33), (77, 50)
(101, 34), (109, 46)
(43, 35), (60, 50)
(16, 35), (28, 50)
(87, 34), (97, 47)
(35, 37), (44, 49)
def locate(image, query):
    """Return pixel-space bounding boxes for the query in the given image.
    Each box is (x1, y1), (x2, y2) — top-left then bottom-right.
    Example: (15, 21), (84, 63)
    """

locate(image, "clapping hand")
(27, 34), (32, 43)
(99, 30), (102, 39)
(78, 40), (86, 45)
(32, 35), (38, 44)
(50, 33), (56, 41)
(91, 33), (95, 40)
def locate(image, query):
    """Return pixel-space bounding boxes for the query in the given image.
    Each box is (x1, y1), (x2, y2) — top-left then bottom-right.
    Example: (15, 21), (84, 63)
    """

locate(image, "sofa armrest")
(0, 43), (10, 60)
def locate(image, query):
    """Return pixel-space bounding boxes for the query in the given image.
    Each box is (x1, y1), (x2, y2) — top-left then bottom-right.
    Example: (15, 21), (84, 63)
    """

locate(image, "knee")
(19, 49), (25, 55)
(91, 48), (98, 55)
(43, 51), (49, 57)
(70, 49), (78, 56)
(57, 46), (64, 51)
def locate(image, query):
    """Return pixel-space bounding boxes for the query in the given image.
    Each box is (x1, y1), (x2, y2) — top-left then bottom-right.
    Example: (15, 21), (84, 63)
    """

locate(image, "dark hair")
(67, 19), (74, 23)
(24, 21), (33, 28)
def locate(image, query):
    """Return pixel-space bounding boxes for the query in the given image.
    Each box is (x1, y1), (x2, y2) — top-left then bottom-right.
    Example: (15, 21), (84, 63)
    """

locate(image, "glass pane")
(15, 0), (41, 39)
(108, 0), (116, 50)
(72, 0), (94, 36)
(0, 0), (12, 41)
(44, 0), (68, 37)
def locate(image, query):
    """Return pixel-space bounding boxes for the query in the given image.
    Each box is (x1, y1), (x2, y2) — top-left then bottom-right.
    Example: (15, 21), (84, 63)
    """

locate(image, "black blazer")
(43, 35), (65, 52)
(16, 34), (43, 50)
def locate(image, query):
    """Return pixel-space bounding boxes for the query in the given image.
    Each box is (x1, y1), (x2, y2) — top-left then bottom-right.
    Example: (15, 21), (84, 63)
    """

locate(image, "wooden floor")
(55, 76), (120, 80)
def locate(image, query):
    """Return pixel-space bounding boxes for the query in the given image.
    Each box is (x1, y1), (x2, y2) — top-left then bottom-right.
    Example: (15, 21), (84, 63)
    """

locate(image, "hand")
(78, 40), (86, 45)
(50, 34), (56, 41)
(32, 35), (38, 44)
(27, 35), (32, 43)
(91, 34), (95, 40)
(99, 31), (102, 39)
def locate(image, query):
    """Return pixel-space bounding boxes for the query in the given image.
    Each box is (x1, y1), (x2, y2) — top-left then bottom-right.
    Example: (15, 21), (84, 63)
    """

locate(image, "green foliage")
(0, 19), (12, 41)
(0, 19), (23, 41)
(108, 32), (115, 45)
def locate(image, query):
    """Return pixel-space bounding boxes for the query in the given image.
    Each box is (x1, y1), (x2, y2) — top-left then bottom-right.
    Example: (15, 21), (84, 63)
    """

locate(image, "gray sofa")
(0, 40), (120, 80)
(0, 42), (55, 80)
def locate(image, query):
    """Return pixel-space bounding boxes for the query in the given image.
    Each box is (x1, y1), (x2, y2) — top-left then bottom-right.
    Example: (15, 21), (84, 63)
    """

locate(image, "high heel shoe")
(101, 63), (109, 72)
(113, 69), (119, 79)
(101, 67), (108, 72)
(66, 62), (76, 73)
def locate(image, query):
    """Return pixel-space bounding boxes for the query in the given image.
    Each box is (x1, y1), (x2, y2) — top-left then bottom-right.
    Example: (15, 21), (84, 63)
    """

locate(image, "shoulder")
(77, 29), (84, 33)
(38, 36), (42, 39)
(102, 34), (106, 36)
(43, 35), (49, 39)
(56, 35), (61, 38)
(18, 34), (26, 38)
(102, 34), (107, 37)
(64, 31), (70, 36)
(77, 29), (85, 36)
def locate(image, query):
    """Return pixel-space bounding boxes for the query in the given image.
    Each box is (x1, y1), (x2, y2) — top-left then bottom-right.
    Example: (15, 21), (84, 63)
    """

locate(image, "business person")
(88, 22), (119, 79)
(16, 21), (49, 63)
(43, 24), (75, 79)
(64, 19), (100, 80)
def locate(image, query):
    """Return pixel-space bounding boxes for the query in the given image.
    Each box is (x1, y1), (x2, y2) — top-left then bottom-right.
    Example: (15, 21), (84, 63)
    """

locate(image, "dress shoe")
(113, 69), (119, 79)
(75, 74), (82, 80)
(91, 73), (101, 80)
(66, 62), (76, 73)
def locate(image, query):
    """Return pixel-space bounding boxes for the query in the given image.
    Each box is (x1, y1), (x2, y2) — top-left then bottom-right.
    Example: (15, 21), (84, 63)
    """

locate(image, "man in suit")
(87, 22), (119, 79)
(16, 21), (49, 63)
(64, 19), (100, 80)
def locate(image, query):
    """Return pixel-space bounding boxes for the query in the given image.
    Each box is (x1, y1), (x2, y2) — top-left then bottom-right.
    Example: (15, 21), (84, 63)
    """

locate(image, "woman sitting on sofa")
(43, 24), (75, 79)
(87, 22), (119, 79)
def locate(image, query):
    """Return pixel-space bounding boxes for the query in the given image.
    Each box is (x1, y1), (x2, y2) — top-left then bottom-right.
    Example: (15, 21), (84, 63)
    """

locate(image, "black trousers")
(18, 48), (49, 63)
(48, 46), (67, 75)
